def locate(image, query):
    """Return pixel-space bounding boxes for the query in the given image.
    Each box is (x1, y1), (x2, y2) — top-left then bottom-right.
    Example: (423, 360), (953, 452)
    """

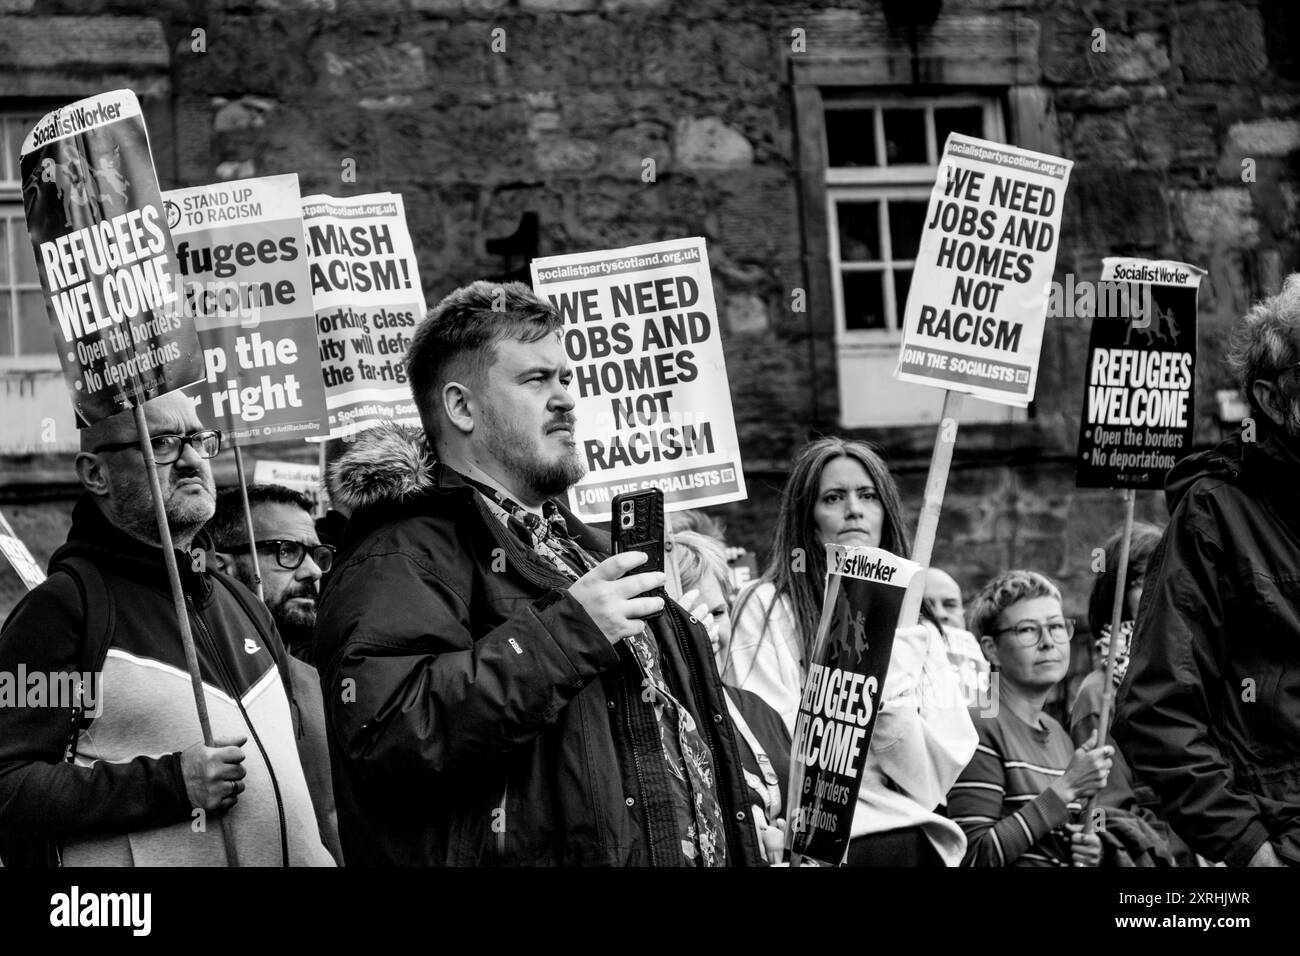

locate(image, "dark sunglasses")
(93, 429), (222, 465)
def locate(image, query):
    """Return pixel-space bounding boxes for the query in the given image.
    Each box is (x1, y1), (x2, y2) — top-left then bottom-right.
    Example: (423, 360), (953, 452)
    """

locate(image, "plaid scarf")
(461, 472), (727, 865)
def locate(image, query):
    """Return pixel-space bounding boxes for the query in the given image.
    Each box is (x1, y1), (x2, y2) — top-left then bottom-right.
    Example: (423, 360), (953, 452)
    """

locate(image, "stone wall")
(2, 0), (1299, 677)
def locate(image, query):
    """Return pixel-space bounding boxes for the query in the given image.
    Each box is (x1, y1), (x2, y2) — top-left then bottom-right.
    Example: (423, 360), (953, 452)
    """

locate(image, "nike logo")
(244, 638), (260, 655)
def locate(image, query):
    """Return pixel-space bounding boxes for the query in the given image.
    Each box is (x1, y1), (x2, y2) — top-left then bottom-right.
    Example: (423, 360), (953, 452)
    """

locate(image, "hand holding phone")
(610, 488), (666, 620)
(569, 551), (666, 644)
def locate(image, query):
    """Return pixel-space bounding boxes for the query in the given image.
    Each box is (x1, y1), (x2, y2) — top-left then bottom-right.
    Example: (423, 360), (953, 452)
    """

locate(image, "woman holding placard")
(725, 437), (976, 866)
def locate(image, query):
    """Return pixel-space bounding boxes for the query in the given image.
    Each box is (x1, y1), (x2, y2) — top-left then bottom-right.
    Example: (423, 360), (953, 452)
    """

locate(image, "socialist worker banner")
(301, 192), (426, 439)
(894, 134), (1073, 407)
(787, 545), (921, 867)
(530, 237), (747, 523)
(1075, 258), (1204, 489)
(19, 90), (204, 425)
(166, 174), (329, 444)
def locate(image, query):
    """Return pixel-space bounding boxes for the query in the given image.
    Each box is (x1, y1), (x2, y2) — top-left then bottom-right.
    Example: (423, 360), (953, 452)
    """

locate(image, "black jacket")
(316, 424), (763, 866)
(1113, 423), (1300, 866)
(0, 497), (333, 866)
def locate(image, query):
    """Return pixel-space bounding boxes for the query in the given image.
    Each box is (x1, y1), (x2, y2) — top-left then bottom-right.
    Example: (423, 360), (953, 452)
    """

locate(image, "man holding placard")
(0, 393), (334, 866)
(1, 91), (332, 867)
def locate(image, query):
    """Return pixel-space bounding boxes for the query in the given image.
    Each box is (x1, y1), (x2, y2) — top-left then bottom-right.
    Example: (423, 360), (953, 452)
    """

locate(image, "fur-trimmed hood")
(329, 421), (436, 514)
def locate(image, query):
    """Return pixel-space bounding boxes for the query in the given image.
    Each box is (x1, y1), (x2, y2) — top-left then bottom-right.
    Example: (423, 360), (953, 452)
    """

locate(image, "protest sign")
(301, 192), (425, 438)
(894, 134), (1073, 407)
(166, 174), (328, 444)
(1075, 258), (1204, 489)
(252, 459), (322, 499)
(530, 237), (747, 523)
(19, 90), (204, 425)
(787, 544), (922, 866)
(0, 511), (45, 591)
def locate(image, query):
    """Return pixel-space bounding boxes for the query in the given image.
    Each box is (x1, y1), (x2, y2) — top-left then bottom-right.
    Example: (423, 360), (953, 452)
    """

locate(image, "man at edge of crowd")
(0, 393), (333, 866)
(1115, 274), (1300, 867)
(314, 280), (762, 866)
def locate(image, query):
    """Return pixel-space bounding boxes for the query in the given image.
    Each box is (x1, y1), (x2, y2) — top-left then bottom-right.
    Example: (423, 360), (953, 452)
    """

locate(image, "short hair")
(668, 509), (725, 540)
(405, 280), (561, 439)
(206, 483), (314, 550)
(1227, 273), (1300, 415)
(967, 569), (1063, 640)
(1086, 521), (1163, 635)
(672, 530), (734, 599)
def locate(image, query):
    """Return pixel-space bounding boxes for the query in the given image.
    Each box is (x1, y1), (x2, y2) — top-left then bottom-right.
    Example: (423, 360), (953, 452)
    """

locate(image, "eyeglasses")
(242, 539), (335, 573)
(995, 618), (1075, 647)
(93, 430), (222, 465)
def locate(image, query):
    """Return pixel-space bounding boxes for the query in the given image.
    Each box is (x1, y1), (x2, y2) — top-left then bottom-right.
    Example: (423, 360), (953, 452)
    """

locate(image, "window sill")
(0, 355), (61, 374)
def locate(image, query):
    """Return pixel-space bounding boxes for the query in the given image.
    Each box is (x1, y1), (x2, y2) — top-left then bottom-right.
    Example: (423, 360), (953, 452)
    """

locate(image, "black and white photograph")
(0, 0), (1294, 939)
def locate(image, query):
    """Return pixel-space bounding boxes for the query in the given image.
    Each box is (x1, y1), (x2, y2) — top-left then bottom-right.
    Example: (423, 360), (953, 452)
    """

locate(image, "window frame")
(825, 96), (1005, 345)
(0, 109), (61, 370)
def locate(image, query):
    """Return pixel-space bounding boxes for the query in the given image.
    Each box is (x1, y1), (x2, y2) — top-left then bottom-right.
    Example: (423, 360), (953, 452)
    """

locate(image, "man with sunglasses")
(1115, 277), (1300, 868)
(0, 392), (334, 867)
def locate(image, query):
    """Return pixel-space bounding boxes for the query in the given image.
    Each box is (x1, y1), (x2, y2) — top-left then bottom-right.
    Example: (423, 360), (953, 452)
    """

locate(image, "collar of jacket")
(48, 494), (214, 602)
(330, 421), (610, 558)
(1245, 418), (1300, 479)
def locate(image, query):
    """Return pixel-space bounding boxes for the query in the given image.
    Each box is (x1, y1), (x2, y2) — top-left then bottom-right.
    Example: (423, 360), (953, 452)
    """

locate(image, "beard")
(1283, 397), (1300, 440)
(481, 403), (586, 501)
(108, 459), (215, 545)
(269, 581), (317, 653)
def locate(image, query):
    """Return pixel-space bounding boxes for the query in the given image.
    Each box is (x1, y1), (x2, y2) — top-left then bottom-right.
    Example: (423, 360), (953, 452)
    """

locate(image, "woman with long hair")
(724, 436), (977, 866)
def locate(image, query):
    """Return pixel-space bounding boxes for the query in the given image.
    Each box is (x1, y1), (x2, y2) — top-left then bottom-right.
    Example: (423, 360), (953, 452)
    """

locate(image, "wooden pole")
(898, 389), (967, 627)
(317, 440), (329, 518)
(133, 404), (241, 867)
(230, 436), (263, 602)
(1083, 488), (1136, 837)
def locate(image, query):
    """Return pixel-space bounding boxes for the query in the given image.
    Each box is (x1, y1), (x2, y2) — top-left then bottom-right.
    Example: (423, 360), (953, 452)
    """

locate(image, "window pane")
(0, 217), (9, 286)
(825, 108), (876, 167)
(842, 270), (885, 330)
(883, 108), (926, 165)
(887, 200), (929, 262)
(895, 268), (913, 319)
(837, 201), (880, 262)
(14, 223), (39, 285)
(17, 289), (50, 355)
(0, 119), (13, 182)
(0, 296), (12, 355)
(934, 106), (985, 150)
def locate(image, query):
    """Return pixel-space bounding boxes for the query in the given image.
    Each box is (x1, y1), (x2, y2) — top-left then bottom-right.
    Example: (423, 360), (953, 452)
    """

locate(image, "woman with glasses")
(947, 569), (1113, 867)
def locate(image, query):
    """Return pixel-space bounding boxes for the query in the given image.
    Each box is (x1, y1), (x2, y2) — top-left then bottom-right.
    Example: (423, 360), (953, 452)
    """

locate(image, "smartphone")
(610, 488), (666, 618)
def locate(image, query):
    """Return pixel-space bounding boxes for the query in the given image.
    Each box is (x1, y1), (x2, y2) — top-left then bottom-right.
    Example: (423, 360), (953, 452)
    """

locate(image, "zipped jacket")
(1114, 423), (1300, 866)
(0, 496), (334, 867)
(316, 424), (763, 866)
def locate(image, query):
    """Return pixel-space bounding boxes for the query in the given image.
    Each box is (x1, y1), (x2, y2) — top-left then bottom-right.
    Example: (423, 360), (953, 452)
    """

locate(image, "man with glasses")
(946, 569), (1112, 867)
(208, 485), (335, 665)
(0, 392), (334, 867)
(1115, 276), (1300, 868)
(208, 483), (342, 863)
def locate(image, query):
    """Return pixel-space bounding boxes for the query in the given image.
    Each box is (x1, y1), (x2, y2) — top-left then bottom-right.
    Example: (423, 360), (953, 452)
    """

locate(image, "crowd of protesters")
(2, 273), (1300, 867)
